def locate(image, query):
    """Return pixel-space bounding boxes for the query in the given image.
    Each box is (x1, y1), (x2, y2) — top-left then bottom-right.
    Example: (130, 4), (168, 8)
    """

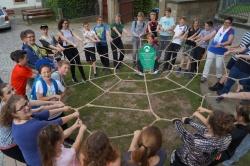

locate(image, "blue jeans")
(220, 66), (250, 94)
(223, 134), (250, 166)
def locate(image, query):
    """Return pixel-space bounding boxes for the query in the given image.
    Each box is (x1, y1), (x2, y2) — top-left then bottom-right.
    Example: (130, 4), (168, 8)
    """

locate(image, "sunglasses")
(16, 101), (29, 112)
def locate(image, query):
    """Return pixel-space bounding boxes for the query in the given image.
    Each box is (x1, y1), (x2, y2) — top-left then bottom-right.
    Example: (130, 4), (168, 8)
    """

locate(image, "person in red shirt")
(10, 50), (37, 96)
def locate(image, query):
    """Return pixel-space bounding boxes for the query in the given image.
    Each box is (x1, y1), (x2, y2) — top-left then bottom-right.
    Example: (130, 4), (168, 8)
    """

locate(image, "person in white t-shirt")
(163, 17), (187, 71)
(82, 22), (100, 77)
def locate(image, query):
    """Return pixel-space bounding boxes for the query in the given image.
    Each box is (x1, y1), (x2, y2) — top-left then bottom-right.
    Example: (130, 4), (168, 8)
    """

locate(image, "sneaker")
(72, 78), (78, 83)
(153, 70), (159, 74)
(81, 79), (86, 83)
(136, 71), (144, 76)
(216, 96), (224, 103)
(200, 77), (207, 83)
(209, 82), (224, 91)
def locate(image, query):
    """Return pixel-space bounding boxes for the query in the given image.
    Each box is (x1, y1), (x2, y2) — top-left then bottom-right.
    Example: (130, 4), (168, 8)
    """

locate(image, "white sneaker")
(153, 70), (159, 74)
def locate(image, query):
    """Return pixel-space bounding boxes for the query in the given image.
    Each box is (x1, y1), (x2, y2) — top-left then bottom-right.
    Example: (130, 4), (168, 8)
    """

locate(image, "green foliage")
(133, 0), (154, 17)
(43, 0), (97, 19)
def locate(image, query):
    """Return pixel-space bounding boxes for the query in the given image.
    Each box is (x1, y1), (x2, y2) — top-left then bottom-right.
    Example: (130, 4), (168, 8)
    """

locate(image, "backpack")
(134, 20), (146, 29)
(30, 76), (59, 100)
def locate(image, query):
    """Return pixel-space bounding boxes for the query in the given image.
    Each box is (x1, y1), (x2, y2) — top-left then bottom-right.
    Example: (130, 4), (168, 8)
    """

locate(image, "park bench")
(5, 9), (15, 15)
(21, 8), (54, 24)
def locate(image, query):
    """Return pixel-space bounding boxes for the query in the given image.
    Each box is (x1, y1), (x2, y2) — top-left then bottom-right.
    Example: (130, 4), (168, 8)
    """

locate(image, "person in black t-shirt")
(209, 104), (250, 165)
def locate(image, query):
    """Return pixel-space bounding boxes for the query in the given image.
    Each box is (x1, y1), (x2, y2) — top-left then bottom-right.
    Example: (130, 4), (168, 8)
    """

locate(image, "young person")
(38, 119), (86, 166)
(57, 19), (87, 83)
(51, 60), (70, 85)
(178, 18), (201, 73)
(163, 17), (187, 71)
(10, 50), (37, 96)
(157, 7), (175, 59)
(39, 24), (64, 61)
(171, 108), (234, 166)
(93, 16), (111, 71)
(0, 95), (79, 166)
(123, 126), (166, 166)
(188, 21), (215, 77)
(32, 63), (65, 102)
(137, 33), (159, 75)
(209, 104), (250, 165)
(79, 131), (120, 166)
(146, 12), (158, 37)
(0, 83), (25, 163)
(110, 14), (130, 69)
(131, 12), (147, 65)
(82, 22), (100, 76)
(201, 17), (235, 83)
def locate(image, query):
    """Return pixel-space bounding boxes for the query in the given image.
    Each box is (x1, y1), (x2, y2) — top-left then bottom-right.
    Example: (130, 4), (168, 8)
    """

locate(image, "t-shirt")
(198, 28), (215, 49)
(123, 148), (166, 166)
(55, 145), (79, 166)
(82, 30), (96, 48)
(225, 124), (249, 157)
(146, 21), (158, 37)
(35, 79), (65, 96)
(208, 27), (235, 55)
(11, 64), (33, 96)
(172, 24), (187, 45)
(12, 110), (63, 166)
(110, 22), (124, 38)
(93, 24), (110, 46)
(159, 16), (175, 36)
(51, 71), (65, 86)
(131, 21), (147, 37)
(185, 27), (201, 46)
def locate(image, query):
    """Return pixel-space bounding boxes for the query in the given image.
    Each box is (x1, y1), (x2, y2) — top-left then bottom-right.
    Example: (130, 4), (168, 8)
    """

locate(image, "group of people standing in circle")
(0, 5), (250, 166)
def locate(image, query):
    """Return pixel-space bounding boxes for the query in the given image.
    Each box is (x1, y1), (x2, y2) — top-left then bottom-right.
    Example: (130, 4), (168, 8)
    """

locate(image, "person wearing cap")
(39, 24), (65, 61)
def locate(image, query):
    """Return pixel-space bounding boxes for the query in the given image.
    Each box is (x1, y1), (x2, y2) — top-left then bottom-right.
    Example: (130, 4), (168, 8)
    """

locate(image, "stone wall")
(166, 0), (219, 24)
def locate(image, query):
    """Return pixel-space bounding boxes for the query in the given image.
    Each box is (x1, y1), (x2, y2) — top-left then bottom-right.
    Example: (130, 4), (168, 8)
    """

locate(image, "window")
(14, 0), (25, 2)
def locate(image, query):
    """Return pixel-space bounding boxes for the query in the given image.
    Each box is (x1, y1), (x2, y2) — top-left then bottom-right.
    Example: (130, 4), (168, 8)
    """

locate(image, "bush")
(43, 0), (98, 19)
(133, 0), (154, 18)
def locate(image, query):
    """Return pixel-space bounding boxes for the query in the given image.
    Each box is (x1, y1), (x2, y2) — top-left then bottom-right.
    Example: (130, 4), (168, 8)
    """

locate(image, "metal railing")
(218, 0), (250, 22)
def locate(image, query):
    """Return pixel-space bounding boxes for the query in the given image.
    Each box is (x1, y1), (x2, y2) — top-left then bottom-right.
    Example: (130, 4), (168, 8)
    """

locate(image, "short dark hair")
(225, 17), (233, 23)
(23, 29), (35, 38)
(40, 24), (48, 30)
(165, 7), (171, 13)
(236, 104), (250, 123)
(20, 31), (26, 40)
(206, 20), (213, 27)
(10, 50), (27, 63)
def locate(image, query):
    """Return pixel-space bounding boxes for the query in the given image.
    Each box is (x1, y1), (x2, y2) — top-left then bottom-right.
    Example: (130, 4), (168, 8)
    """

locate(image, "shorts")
(182, 44), (194, 56)
(226, 57), (237, 70)
(84, 47), (96, 62)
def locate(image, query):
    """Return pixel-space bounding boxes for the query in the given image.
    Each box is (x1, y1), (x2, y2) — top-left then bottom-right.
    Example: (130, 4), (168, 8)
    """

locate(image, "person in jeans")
(209, 104), (250, 165)
(110, 14), (130, 69)
(93, 16), (111, 72)
(217, 52), (250, 102)
(163, 16), (187, 71)
(131, 12), (147, 66)
(201, 17), (235, 83)
(223, 134), (250, 166)
(157, 7), (175, 58)
(171, 107), (234, 166)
